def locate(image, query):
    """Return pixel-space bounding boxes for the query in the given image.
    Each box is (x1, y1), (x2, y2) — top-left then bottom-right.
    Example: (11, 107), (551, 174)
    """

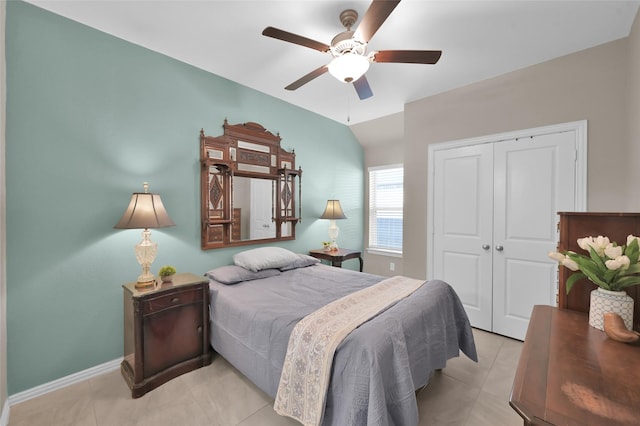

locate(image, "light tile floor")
(8, 329), (524, 426)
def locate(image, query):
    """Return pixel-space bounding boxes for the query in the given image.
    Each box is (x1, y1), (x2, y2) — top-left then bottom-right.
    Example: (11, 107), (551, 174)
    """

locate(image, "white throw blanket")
(273, 276), (425, 426)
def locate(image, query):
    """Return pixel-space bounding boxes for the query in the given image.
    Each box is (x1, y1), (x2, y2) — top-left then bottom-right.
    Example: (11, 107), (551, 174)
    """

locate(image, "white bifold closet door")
(433, 131), (576, 340)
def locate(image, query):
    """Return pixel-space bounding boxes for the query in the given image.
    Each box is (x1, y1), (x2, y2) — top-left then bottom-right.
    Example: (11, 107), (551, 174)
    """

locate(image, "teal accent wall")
(5, 1), (363, 394)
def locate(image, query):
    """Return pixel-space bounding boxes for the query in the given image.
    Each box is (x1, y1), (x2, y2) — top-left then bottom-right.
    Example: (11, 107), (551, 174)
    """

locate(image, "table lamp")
(320, 199), (347, 250)
(114, 182), (175, 287)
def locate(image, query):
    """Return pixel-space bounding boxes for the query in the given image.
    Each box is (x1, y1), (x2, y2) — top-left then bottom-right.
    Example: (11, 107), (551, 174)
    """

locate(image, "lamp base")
(134, 229), (158, 288)
(134, 279), (156, 289)
(136, 270), (156, 288)
(328, 220), (340, 251)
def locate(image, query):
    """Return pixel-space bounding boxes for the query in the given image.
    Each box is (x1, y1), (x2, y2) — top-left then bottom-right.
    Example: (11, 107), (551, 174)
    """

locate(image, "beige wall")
(403, 36), (632, 279)
(355, 111), (406, 276)
(363, 143), (404, 276)
(1, 0), (7, 418)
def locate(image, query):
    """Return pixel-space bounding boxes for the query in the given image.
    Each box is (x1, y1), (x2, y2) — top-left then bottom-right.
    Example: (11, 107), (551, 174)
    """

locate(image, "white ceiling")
(24, 0), (640, 131)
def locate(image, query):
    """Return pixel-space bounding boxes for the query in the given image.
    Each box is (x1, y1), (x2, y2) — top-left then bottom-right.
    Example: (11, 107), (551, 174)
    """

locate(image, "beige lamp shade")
(320, 200), (347, 220)
(114, 193), (175, 230)
(320, 200), (346, 250)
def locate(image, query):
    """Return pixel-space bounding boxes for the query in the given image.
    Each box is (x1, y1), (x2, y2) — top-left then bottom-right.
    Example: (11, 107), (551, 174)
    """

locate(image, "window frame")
(367, 164), (403, 257)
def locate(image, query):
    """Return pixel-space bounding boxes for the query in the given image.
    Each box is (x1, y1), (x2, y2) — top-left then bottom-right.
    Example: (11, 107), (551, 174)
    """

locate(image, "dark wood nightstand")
(309, 248), (363, 272)
(121, 272), (212, 398)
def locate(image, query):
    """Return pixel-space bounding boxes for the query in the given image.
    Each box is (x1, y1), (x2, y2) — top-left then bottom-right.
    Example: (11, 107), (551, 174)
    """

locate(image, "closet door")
(432, 130), (578, 340)
(491, 133), (576, 339)
(433, 144), (494, 331)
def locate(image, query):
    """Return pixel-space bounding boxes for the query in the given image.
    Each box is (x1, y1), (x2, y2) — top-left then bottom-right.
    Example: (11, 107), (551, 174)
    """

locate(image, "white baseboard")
(8, 357), (122, 407)
(0, 398), (9, 426)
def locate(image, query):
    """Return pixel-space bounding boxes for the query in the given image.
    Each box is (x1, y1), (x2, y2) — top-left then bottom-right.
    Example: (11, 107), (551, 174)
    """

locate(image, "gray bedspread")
(209, 264), (477, 426)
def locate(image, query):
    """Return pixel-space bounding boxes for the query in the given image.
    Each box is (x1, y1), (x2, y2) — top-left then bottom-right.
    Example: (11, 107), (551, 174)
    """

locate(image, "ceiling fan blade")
(354, 0), (401, 43)
(285, 65), (329, 91)
(374, 50), (442, 64)
(353, 75), (373, 100)
(262, 27), (330, 52)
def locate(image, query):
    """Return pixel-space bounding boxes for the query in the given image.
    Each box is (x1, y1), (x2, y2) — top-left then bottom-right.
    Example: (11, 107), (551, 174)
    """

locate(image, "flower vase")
(589, 288), (634, 331)
(161, 274), (174, 284)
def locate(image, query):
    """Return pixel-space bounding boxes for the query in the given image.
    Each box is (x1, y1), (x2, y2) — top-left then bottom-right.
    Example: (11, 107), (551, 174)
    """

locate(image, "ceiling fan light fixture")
(328, 53), (370, 83)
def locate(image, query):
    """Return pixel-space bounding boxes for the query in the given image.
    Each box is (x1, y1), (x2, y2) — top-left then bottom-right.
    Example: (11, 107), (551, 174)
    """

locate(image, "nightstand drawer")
(142, 288), (202, 315)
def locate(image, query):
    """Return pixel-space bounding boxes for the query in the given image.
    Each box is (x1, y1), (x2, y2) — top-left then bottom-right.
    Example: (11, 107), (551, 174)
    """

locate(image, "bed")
(207, 248), (477, 426)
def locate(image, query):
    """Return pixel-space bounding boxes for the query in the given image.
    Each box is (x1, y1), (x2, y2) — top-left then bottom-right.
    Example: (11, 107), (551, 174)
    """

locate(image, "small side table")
(121, 272), (212, 398)
(309, 248), (363, 272)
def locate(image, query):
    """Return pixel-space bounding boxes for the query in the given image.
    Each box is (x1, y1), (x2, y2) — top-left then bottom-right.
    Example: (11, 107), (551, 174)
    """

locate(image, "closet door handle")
(482, 244), (490, 250)
(495, 245), (504, 252)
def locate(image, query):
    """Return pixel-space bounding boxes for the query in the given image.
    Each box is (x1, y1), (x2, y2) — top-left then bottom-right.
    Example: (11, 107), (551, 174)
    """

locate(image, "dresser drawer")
(142, 288), (203, 315)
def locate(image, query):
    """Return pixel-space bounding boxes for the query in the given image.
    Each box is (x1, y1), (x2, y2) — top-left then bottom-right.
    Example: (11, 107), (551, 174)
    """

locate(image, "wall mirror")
(200, 120), (302, 250)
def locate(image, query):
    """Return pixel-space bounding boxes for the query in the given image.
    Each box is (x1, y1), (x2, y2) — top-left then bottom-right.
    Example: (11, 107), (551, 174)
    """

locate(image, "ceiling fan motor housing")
(331, 31), (367, 57)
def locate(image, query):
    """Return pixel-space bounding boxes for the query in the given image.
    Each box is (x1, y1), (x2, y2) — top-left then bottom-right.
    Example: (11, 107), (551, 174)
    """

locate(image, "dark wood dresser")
(510, 305), (640, 425)
(121, 272), (212, 398)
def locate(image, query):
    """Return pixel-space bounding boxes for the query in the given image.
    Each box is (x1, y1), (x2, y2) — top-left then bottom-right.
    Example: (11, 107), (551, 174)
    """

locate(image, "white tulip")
(605, 255), (631, 271)
(604, 244), (623, 259)
(627, 234), (640, 247)
(562, 257), (580, 271)
(577, 237), (592, 252)
(619, 255), (631, 269)
(548, 251), (566, 262)
(591, 236), (610, 256)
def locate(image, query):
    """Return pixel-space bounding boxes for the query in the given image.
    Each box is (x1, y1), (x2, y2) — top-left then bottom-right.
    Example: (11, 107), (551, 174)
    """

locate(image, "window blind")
(368, 166), (403, 252)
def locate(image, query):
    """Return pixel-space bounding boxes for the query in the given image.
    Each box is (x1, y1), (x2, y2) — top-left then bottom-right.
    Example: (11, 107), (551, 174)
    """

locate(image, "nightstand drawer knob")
(171, 297), (180, 303)
(197, 325), (203, 333)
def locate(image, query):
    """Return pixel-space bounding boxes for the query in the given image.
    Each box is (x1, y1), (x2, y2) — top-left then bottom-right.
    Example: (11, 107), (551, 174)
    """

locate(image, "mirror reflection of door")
(249, 178), (276, 240)
(232, 177), (251, 240)
(281, 221), (292, 238)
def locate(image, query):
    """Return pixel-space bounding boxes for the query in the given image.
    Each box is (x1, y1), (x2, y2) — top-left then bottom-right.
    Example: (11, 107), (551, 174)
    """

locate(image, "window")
(368, 165), (403, 254)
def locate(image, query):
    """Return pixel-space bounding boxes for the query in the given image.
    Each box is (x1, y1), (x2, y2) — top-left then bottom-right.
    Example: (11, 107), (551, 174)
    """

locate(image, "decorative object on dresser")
(549, 234), (640, 330)
(320, 199), (347, 250)
(589, 287), (635, 331)
(158, 265), (177, 283)
(114, 182), (176, 287)
(200, 120), (302, 250)
(309, 248), (363, 272)
(121, 272), (212, 398)
(556, 212), (640, 332)
(603, 312), (640, 343)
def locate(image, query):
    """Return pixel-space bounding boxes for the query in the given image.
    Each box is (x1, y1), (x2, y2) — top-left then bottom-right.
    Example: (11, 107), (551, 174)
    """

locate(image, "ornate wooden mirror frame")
(200, 120), (302, 250)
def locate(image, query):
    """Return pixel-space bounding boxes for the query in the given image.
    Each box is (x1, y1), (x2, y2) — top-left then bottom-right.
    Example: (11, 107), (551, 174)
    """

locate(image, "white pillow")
(280, 254), (321, 271)
(205, 265), (281, 285)
(233, 247), (300, 272)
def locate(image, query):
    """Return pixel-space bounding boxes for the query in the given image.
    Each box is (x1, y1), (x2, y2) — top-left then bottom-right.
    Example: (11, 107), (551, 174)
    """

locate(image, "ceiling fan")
(262, 0), (442, 100)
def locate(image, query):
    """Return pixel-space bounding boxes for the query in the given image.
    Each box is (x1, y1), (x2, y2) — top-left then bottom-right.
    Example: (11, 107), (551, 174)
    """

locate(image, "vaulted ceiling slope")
(25, 0), (640, 127)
